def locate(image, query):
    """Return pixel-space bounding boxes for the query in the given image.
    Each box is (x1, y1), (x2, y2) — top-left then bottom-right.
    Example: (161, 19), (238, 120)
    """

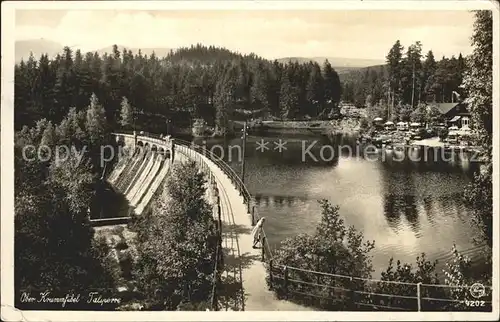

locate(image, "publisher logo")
(469, 283), (486, 299)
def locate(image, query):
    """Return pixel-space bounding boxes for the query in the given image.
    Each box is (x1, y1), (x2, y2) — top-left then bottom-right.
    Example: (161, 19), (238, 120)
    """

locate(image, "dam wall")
(106, 146), (171, 217)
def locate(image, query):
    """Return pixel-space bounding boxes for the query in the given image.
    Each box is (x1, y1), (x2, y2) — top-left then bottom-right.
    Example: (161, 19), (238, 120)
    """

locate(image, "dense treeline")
(15, 44), (342, 135)
(341, 42), (466, 113)
(14, 95), (118, 306)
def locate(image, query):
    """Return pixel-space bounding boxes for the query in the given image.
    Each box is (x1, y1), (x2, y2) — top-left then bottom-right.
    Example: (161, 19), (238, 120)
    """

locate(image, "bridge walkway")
(175, 143), (312, 311)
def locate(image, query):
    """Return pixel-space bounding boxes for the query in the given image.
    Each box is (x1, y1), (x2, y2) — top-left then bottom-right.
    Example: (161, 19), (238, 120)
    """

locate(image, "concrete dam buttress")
(105, 135), (172, 217)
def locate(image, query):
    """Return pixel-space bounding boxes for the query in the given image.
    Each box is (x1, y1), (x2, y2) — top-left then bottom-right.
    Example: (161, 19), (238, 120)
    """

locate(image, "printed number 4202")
(465, 300), (485, 307)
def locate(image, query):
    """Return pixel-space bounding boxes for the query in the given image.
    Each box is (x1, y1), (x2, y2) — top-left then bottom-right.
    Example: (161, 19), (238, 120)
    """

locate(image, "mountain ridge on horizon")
(14, 39), (385, 70)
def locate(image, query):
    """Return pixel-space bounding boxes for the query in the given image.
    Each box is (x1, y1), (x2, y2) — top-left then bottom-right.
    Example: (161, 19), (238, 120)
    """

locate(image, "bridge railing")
(172, 137), (275, 312)
(172, 139), (253, 214)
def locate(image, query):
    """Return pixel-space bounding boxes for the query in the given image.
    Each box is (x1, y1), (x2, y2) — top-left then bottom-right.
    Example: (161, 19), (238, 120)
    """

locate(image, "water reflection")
(380, 171), (420, 233)
(254, 193), (309, 208)
(185, 133), (485, 276)
(422, 196), (435, 226)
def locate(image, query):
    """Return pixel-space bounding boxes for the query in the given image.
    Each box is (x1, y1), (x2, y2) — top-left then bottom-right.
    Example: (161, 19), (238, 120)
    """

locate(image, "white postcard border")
(1, 1), (499, 321)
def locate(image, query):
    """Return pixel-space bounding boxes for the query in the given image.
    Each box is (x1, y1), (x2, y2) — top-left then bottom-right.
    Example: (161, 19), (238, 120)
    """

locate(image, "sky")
(15, 9), (476, 60)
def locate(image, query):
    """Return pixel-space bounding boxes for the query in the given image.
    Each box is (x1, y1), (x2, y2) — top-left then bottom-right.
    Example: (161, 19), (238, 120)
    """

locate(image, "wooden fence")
(259, 239), (492, 311)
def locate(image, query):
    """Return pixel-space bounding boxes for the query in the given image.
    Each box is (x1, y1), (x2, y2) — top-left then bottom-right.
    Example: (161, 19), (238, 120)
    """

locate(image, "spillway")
(106, 146), (172, 216)
(123, 152), (153, 195)
(125, 152), (155, 199)
(107, 149), (133, 185)
(130, 154), (164, 207)
(133, 158), (171, 215)
(114, 150), (144, 193)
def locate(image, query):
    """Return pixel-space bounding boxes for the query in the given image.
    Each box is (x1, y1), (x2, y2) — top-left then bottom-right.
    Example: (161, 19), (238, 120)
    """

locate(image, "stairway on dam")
(106, 147), (171, 216)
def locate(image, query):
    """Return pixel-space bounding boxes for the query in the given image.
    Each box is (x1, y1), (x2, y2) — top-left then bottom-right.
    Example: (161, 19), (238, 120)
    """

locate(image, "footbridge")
(98, 132), (311, 311)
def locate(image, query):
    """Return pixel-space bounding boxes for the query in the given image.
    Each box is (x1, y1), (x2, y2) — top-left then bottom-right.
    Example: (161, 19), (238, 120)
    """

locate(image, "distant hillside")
(276, 56), (384, 70)
(95, 45), (174, 58)
(338, 64), (387, 83)
(15, 39), (64, 62)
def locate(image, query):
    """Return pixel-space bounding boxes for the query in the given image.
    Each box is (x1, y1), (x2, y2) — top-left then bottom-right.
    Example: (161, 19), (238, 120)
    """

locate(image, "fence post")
(261, 236), (266, 262)
(284, 266), (289, 299)
(349, 277), (356, 310)
(212, 283), (217, 311)
(417, 282), (422, 312)
(218, 204), (222, 228)
(251, 206), (255, 226)
(217, 195), (221, 225)
(218, 228), (224, 268)
(214, 187), (219, 202)
(269, 259), (274, 289)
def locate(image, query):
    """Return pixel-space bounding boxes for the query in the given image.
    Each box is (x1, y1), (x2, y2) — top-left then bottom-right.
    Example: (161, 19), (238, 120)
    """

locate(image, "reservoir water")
(189, 133), (486, 277)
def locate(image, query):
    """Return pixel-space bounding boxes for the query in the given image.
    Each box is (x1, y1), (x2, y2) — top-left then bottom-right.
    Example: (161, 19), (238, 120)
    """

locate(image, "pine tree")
(73, 49), (90, 109)
(422, 50), (437, 102)
(14, 61), (30, 126)
(213, 75), (233, 134)
(322, 60), (342, 118)
(279, 69), (299, 120)
(250, 62), (270, 112)
(52, 47), (76, 122)
(268, 60), (283, 117)
(40, 121), (56, 148)
(38, 54), (56, 115)
(306, 62), (325, 117)
(85, 93), (108, 144)
(15, 107), (117, 296)
(400, 41), (422, 107)
(119, 96), (133, 129)
(386, 40), (404, 112)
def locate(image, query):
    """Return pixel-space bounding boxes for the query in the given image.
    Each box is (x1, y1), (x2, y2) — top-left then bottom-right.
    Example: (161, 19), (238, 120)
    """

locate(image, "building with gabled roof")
(430, 102), (471, 129)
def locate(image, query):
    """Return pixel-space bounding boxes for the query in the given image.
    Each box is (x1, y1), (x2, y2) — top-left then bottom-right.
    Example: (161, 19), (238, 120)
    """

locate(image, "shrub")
(267, 200), (375, 310)
(132, 161), (219, 310)
(437, 128), (449, 141)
